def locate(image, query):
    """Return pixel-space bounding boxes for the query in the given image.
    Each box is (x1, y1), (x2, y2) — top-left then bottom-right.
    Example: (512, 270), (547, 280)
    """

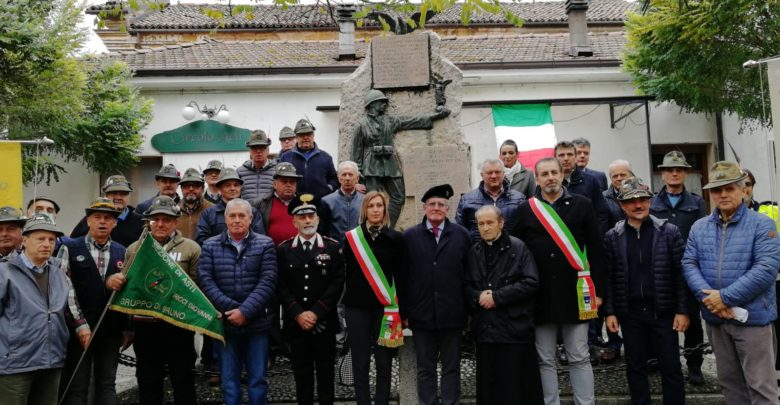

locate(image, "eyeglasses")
(181, 183), (202, 189)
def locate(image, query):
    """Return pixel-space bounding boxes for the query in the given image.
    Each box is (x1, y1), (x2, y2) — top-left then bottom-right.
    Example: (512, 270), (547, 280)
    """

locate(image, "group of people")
(0, 123), (779, 405)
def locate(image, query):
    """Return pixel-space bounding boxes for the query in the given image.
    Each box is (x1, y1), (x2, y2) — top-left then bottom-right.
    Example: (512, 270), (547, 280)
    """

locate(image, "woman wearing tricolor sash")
(512, 157), (606, 405)
(342, 191), (405, 405)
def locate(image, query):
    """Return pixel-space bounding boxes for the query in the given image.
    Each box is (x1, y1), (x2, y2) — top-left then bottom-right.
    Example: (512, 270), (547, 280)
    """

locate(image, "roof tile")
(107, 32), (625, 72)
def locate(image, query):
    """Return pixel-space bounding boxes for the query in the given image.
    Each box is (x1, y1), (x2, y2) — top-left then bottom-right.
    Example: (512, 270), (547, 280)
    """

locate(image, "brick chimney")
(336, 4), (357, 60)
(565, 0), (593, 57)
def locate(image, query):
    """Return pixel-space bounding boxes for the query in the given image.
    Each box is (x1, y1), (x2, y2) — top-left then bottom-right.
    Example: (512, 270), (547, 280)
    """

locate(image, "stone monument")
(339, 32), (471, 230)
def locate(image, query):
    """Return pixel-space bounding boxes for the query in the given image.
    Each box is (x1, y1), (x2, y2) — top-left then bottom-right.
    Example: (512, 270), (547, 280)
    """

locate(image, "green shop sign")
(151, 121), (250, 153)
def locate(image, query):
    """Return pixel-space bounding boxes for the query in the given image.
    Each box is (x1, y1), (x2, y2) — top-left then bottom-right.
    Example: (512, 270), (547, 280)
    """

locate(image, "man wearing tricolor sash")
(512, 157), (605, 405)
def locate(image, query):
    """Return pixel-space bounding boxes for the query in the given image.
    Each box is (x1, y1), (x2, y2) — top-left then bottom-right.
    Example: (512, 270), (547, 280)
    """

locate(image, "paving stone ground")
(117, 334), (725, 404)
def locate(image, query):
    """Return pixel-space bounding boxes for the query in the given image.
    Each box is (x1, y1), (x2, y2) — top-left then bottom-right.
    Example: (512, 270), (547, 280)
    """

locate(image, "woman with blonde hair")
(342, 191), (405, 405)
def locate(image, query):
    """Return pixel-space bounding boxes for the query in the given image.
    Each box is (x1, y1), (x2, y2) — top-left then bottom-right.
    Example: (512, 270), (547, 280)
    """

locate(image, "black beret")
(421, 184), (454, 202)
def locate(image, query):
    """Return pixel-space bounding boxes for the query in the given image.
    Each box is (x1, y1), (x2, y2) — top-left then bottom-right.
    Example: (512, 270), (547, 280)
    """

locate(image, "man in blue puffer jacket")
(683, 161), (780, 405)
(456, 158), (526, 242)
(279, 119), (339, 199)
(199, 198), (278, 405)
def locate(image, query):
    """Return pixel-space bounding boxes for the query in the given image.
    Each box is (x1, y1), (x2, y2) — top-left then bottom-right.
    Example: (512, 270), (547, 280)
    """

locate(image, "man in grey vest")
(238, 129), (277, 201)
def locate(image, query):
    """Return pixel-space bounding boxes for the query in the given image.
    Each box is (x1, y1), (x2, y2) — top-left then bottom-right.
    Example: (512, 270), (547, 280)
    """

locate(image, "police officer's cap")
(288, 194), (319, 216)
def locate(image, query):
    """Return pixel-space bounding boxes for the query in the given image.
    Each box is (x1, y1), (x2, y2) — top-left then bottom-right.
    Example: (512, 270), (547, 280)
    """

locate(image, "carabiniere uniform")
(277, 232), (344, 405)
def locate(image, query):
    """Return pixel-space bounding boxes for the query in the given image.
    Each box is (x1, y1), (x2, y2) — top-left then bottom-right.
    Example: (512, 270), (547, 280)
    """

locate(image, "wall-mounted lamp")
(182, 101), (230, 124)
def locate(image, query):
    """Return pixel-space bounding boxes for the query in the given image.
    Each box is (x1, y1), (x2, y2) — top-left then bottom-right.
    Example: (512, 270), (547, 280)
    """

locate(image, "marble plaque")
(372, 34), (430, 89)
(403, 145), (471, 220)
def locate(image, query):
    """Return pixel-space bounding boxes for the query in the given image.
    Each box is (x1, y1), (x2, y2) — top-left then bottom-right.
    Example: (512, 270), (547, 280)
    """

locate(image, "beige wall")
(22, 158), (100, 235)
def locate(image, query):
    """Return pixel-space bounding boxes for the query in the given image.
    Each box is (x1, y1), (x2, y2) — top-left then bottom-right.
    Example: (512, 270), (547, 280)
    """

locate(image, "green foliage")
(51, 59), (152, 178)
(101, 0), (524, 31)
(0, 0), (152, 185)
(623, 0), (780, 126)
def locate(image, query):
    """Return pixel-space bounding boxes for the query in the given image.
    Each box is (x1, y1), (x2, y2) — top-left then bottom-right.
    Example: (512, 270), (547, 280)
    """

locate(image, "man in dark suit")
(513, 157), (605, 404)
(277, 194), (344, 405)
(400, 184), (472, 405)
(572, 137), (608, 192)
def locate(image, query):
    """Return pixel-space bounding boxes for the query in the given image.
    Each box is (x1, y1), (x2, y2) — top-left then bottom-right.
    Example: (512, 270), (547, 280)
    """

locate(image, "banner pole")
(57, 290), (119, 405)
(58, 230), (149, 404)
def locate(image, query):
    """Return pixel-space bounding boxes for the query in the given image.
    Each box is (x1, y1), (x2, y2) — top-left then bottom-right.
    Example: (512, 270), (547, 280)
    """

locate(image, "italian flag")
(492, 104), (557, 171)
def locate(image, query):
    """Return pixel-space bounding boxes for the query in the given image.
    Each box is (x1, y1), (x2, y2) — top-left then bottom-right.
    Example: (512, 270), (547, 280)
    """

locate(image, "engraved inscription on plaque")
(403, 145), (471, 220)
(372, 34), (431, 89)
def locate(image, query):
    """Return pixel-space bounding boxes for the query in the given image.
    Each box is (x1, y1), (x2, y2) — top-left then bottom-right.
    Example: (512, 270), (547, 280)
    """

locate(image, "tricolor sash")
(529, 197), (598, 320)
(345, 226), (404, 347)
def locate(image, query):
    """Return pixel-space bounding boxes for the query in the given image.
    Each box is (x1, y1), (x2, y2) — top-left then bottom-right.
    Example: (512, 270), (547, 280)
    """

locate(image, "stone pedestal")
(398, 330), (417, 405)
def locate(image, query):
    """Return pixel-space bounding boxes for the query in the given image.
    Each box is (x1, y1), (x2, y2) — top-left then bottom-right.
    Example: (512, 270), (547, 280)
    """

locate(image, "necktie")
(303, 241), (311, 252)
(432, 226), (439, 239)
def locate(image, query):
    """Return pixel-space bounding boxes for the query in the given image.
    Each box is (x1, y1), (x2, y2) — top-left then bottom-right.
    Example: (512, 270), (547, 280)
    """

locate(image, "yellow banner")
(0, 143), (23, 209)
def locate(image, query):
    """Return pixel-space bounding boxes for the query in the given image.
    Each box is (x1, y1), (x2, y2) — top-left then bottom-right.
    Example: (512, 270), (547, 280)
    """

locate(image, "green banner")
(110, 234), (224, 342)
(150, 120), (251, 153)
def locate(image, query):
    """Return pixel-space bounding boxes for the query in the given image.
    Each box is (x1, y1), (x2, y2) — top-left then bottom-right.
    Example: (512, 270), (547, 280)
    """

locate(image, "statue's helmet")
(364, 89), (388, 108)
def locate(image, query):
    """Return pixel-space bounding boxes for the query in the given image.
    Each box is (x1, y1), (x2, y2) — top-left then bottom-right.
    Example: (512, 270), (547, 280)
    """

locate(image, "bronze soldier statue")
(351, 89), (450, 227)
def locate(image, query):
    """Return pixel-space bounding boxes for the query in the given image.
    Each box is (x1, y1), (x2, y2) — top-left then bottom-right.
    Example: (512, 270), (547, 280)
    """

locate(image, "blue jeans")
(220, 333), (269, 405)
